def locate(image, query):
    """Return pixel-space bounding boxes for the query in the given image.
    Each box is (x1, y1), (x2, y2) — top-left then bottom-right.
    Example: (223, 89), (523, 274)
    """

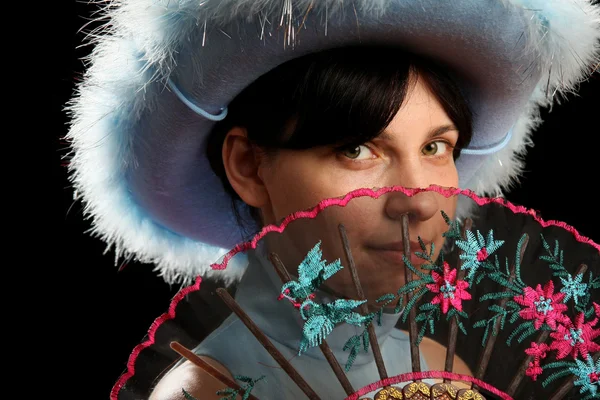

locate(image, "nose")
(382, 158), (440, 223)
(384, 189), (439, 223)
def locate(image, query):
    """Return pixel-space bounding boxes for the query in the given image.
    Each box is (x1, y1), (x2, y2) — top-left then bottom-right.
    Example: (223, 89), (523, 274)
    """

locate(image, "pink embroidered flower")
(594, 302), (600, 318)
(525, 359), (543, 382)
(524, 342), (549, 382)
(476, 247), (489, 262)
(513, 280), (568, 330)
(525, 342), (550, 360)
(426, 262), (471, 314)
(549, 313), (600, 360)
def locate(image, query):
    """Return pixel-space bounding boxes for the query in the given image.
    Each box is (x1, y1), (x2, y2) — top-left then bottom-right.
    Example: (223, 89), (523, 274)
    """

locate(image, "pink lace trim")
(212, 185), (599, 270)
(110, 276), (203, 400)
(345, 371), (512, 400)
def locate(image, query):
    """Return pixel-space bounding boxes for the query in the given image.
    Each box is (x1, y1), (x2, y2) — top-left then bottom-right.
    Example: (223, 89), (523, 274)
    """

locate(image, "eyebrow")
(378, 124), (458, 141)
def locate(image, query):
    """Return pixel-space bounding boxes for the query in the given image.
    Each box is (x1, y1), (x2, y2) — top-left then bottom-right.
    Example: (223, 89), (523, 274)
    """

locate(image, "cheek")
(426, 161), (460, 189)
(262, 157), (333, 220)
(263, 156), (366, 221)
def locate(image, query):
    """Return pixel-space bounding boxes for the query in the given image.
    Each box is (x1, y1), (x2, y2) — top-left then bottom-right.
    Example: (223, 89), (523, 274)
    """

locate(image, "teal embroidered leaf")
(513, 234), (528, 287)
(342, 329), (374, 371)
(401, 286), (429, 323)
(540, 234), (567, 276)
(509, 310), (521, 324)
(517, 323), (541, 344)
(361, 329), (370, 352)
(589, 272), (600, 290)
(343, 334), (362, 371)
(182, 389), (198, 400)
(375, 293), (398, 325)
(215, 388), (238, 400)
(507, 321), (535, 346)
(456, 317), (467, 335)
(401, 255), (431, 281)
(397, 280), (429, 296)
(479, 291), (516, 301)
(441, 210), (462, 241)
(414, 306), (440, 345)
(302, 314), (334, 349)
(574, 272), (600, 318)
(326, 299), (368, 316)
(473, 309), (507, 346)
(541, 369), (576, 388)
(414, 236), (439, 269)
(211, 375), (266, 400)
(486, 272), (523, 292)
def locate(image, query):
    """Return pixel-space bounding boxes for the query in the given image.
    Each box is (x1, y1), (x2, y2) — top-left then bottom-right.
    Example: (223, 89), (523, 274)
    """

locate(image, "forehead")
(381, 77), (455, 139)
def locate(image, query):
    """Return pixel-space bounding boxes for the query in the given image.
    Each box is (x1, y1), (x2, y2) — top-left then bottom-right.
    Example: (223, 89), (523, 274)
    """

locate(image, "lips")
(374, 241), (429, 253)
(367, 241), (433, 265)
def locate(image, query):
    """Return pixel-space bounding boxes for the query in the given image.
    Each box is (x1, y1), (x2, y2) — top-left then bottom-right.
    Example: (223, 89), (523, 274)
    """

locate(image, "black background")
(49, 2), (598, 398)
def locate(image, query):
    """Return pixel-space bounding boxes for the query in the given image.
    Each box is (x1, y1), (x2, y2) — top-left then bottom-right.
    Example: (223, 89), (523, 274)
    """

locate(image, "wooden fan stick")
(444, 218), (473, 383)
(401, 214), (422, 377)
(216, 288), (322, 400)
(471, 234), (529, 391)
(268, 252), (356, 396)
(548, 351), (599, 400)
(505, 262), (589, 397)
(169, 341), (261, 400)
(339, 224), (388, 380)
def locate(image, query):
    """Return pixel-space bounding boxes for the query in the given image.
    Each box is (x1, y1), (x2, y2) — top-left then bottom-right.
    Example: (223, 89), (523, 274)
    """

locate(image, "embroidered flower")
(569, 355), (600, 398)
(593, 302), (600, 318)
(513, 280), (568, 330)
(455, 230), (504, 280)
(525, 342), (550, 360)
(524, 342), (550, 382)
(426, 262), (471, 314)
(560, 273), (588, 305)
(549, 313), (600, 360)
(525, 359), (544, 382)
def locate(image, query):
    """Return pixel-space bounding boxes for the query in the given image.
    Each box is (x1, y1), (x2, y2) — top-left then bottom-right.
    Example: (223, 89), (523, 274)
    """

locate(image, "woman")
(64, 1), (600, 399)
(151, 47), (474, 399)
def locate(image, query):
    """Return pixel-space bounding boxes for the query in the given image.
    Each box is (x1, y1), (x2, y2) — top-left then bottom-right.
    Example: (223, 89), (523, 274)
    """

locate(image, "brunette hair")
(207, 46), (473, 232)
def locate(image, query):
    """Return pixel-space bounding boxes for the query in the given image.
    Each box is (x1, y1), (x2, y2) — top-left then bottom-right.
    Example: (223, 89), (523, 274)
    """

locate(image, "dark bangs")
(210, 46), (415, 153)
(207, 45), (473, 201)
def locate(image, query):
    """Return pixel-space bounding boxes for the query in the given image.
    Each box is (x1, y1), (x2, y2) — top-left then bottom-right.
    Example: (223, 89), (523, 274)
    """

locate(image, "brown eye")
(341, 145), (376, 160)
(422, 141), (447, 156)
(343, 146), (362, 159)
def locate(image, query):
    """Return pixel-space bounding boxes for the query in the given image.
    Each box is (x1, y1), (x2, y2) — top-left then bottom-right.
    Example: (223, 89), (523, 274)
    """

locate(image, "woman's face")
(229, 75), (460, 300)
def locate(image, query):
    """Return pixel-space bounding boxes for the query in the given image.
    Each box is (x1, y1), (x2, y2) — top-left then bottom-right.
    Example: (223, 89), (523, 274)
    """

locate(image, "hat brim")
(66, 0), (600, 283)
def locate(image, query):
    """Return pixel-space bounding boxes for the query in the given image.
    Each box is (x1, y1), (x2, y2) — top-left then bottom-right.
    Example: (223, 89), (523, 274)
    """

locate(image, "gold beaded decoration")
(456, 389), (486, 400)
(430, 383), (459, 399)
(402, 382), (431, 399)
(375, 386), (403, 399)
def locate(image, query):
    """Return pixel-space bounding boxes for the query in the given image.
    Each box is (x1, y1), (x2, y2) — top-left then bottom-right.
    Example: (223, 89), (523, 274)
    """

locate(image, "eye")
(342, 145), (376, 160)
(422, 141), (449, 156)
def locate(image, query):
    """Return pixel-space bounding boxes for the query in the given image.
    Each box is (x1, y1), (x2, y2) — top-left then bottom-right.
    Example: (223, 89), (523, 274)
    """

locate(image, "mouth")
(373, 241), (430, 253)
(366, 241), (433, 266)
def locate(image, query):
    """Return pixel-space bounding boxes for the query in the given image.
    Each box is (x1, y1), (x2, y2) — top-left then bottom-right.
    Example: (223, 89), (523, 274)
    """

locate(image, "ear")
(222, 127), (270, 208)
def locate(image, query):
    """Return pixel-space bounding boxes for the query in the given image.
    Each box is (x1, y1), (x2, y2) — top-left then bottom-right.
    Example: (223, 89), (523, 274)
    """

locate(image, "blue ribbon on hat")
(170, 77), (513, 155)
(461, 128), (513, 155)
(168, 79), (228, 121)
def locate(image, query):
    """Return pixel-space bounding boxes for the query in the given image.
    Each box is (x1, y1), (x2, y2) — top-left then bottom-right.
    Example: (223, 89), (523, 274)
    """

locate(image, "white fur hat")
(65, 0), (600, 284)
